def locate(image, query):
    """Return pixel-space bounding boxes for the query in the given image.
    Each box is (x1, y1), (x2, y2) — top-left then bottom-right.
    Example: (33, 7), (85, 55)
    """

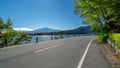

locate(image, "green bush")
(109, 33), (120, 49)
(97, 33), (108, 43)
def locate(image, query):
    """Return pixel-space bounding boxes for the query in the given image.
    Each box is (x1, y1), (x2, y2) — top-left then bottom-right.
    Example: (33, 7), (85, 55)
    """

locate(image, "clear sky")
(0, 0), (84, 30)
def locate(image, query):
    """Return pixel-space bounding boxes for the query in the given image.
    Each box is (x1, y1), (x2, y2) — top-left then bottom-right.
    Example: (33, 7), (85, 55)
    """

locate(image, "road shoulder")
(99, 42), (120, 68)
(82, 40), (110, 68)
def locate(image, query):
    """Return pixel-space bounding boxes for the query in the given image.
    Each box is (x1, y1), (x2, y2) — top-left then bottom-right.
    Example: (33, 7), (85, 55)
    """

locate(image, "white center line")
(77, 38), (95, 68)
(34, 43), (64, 53)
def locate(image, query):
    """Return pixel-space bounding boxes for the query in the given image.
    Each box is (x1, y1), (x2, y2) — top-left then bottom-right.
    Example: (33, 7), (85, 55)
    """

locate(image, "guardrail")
(34, 34), (95, 43)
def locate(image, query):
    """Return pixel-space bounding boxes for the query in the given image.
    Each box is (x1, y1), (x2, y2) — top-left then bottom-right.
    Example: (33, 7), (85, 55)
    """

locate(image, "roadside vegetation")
(0, 18), (31, 48)
(109, 33), (120, 49)
(74, 0), (120, 45)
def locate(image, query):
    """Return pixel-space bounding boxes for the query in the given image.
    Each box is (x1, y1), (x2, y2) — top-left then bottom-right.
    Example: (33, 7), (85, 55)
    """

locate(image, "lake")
(31, 34), (96, 43)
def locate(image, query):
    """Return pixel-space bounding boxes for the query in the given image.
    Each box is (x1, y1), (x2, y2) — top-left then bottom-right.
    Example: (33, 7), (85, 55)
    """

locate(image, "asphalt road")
(0, 36), (110, 68)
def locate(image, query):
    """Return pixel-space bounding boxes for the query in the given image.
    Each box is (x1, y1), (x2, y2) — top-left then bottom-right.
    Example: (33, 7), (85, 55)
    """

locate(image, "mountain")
(59, 26), (92, 34)
(28, 26), (93, 34)
(69, 26), (91, 34)
(28, 27), (61, 34)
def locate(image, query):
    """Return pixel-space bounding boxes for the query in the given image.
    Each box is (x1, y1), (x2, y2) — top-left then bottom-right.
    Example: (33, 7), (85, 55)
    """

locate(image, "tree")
(0, 18), (31, 47)
(14, 31), (31, 44)
(74, 0), (120, 33)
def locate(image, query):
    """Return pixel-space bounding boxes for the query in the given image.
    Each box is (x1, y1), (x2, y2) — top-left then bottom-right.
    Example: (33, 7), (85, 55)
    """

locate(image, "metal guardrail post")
(60, 35), (63, 39)
(36, 36), (38, 43)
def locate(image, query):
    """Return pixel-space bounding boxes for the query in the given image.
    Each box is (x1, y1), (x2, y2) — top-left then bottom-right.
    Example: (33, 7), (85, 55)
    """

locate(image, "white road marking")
(34, 43), (64, 53)
(77, 38), (95, 68)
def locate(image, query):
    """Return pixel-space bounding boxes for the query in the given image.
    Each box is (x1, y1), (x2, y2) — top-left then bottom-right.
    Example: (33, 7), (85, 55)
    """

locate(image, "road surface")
(0, 36), (110, 68)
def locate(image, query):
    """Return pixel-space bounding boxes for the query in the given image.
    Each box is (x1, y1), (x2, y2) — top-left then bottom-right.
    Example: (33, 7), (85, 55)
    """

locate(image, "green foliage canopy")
(74, 0), (120, 33)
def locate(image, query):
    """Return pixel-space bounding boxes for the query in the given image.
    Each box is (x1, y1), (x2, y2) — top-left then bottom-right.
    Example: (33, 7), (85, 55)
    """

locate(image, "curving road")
(0, 36), (110, 68)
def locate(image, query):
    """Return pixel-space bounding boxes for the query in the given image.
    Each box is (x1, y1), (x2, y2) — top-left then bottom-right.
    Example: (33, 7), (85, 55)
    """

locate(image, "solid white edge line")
(77, 38), (95, 68)
(34, 43), (64, 53)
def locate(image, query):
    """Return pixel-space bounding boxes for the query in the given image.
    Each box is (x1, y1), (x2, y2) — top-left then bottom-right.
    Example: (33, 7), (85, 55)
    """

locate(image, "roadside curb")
(99, 43), (120, 68)
(99, 44), (115, 68)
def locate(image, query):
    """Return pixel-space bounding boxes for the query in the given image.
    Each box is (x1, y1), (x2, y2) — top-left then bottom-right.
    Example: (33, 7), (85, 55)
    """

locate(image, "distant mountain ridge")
(28, 26), (92, 34)
(68, 26), (91, 34)
(58, 26), (92, 34)
(28, 27), (60, 34)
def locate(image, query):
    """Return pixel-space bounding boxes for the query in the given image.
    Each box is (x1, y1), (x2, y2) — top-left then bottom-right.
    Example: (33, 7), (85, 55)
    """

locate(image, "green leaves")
(0, 18), (31, 47)
(74, 0), (120, 33)
(74, 0), (120, 42)
(0, 18), (5, 29)
(109, 33), (120, 49)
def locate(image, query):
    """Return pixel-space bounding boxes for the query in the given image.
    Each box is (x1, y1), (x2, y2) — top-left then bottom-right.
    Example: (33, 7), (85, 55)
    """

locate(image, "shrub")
(109, 33), (120, 49)
(97, 32), (108, 43)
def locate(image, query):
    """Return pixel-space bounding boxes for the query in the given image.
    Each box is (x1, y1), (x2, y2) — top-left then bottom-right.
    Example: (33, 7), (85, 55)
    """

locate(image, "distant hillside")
(69, 26), (91, 34)
(28, 27), (61, 34)
(59, 26), (92, 34)
(28, 26), (93, 35)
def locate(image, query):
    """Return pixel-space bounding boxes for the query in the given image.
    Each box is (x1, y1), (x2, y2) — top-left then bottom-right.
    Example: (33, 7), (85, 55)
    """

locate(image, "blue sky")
(0, 0), (83, 30)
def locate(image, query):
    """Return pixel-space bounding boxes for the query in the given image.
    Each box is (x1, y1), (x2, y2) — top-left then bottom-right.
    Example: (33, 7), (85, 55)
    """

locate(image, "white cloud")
(13, 28), (34, 31)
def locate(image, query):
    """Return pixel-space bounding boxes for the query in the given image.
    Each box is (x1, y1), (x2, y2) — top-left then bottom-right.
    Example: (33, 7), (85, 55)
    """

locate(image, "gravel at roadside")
(99, 43), (120, 68)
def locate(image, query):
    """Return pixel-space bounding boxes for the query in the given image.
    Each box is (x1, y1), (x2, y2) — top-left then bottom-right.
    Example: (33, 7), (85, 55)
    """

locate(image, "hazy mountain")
(69, 26), (91, 34)
(28, 26), (93, 34)
(28, 27), (61, 33)
(59, 26), (92, 34)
